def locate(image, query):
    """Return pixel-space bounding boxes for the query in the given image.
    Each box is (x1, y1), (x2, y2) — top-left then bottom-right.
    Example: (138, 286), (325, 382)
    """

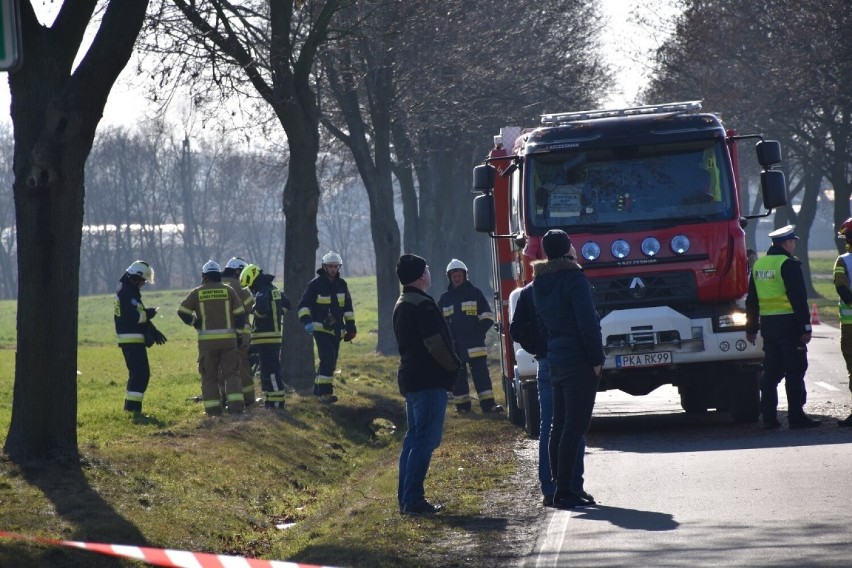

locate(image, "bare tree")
(0, 125), (16, 299)
(4, 0), (149, 461)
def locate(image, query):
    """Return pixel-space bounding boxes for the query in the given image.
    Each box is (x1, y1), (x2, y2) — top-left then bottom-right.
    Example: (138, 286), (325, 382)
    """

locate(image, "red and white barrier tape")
(0, 531), (337, 568)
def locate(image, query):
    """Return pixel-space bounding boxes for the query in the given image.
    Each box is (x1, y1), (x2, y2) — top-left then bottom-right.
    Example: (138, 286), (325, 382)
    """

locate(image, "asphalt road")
(525, 323), (852, 568)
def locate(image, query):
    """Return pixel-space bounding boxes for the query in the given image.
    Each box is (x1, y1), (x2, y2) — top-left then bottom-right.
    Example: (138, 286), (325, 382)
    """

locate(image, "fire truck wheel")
(522, 382), (540, 439)
(729, 370), (760, 423)
(679, 384), (710, 414)
(503, 375), (524, 427)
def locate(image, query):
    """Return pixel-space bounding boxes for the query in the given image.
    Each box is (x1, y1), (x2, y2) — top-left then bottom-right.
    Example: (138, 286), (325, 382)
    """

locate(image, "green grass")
(0, 276), (523, 568)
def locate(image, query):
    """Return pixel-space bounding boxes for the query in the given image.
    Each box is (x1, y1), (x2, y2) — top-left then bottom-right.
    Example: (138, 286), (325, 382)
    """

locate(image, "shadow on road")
(573, 504), (679, 531)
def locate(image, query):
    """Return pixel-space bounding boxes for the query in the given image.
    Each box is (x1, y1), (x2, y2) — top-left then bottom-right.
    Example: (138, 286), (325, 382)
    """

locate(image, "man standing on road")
(438, 259), (503, 415)
(834, 218), (852, 427)
(746, 225), (820, 429)
(532, 230), (603, 509)
(393, 254), (461, 515)
(510, 279), (595, 507)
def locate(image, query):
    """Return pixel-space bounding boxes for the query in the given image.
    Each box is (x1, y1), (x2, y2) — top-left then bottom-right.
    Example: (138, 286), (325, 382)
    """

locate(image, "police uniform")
(745, 225), (818, 428)
(178, 265), (247, 416)
(223, 270), (256, 405)
(438, 262), (502, 414)
(833, 219), (852, 426)
(248, 272), (291, 408)
(114, 270), (155, 412)
(297, 266), (356, 400)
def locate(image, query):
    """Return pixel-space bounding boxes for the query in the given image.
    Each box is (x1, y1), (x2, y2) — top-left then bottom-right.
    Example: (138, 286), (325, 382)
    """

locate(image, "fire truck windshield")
(525, 138), (734, 233)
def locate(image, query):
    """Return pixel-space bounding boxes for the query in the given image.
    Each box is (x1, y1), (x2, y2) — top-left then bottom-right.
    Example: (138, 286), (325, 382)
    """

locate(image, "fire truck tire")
(503, 375), (524, 427)
(522, 381), (540, 439)
(679, 384), (709, 414)
(729, 370), (760, 423)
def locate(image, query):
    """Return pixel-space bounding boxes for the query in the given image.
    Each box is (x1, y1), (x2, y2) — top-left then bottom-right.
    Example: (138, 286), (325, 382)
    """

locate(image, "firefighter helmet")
(446, 258), (468, 274)
(322, 251), (343, 265)
(838, 218), (852, 239)
(225, 257), (248, 271)
(125, 260), (154, 284)
(202, 260), (221, 274)
(240, 264), (262, 288)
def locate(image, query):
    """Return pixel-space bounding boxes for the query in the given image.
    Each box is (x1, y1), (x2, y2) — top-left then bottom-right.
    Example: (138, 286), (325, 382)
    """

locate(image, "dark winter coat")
(532, 257), (604, 369)
(509, 282), (548, 359)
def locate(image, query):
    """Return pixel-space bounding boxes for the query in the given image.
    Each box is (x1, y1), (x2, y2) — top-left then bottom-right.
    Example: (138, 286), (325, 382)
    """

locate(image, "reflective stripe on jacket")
(752, 254), (794, 315)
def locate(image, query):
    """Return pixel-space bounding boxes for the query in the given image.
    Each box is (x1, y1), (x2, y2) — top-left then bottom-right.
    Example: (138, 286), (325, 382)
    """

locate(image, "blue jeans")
(549, 363), (598, 497)
(537, 358), (586, 497)
(398, 388), (448, 507)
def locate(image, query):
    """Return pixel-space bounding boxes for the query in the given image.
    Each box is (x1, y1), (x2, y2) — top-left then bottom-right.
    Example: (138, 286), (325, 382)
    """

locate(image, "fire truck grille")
(590, 271), (697, 312)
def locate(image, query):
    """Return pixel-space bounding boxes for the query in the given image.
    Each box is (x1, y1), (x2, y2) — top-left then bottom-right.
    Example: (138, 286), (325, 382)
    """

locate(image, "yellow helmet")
(125, 260), (154, 284)
(240, 264), (262, 288)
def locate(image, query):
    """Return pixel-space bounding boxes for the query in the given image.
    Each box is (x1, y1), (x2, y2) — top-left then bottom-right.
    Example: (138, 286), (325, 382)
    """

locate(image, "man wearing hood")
(532, 230), (604, 509)
(438, 259), (503, 414)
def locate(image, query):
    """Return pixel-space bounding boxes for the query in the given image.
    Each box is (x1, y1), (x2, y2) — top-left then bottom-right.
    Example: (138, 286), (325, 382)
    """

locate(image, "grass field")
(0, 277), (522, 567)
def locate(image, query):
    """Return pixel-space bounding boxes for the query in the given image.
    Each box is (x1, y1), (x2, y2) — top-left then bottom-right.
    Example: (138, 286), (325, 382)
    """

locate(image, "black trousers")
(549, 363), (599, 496)
(313, 332), (341, 396)
(760, 320), (808, 420)
(121, 344), (150, 412)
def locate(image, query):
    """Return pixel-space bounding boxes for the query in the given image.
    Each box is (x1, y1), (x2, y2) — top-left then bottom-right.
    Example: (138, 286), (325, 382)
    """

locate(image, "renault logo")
(629, 276), (646, 298)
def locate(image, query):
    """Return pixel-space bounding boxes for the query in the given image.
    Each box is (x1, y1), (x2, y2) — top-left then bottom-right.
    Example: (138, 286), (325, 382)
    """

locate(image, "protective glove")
(145, 307), (158, 320)
(193, 316), (203, 329)
(343, 331), (356, 342)
(304, 322), (315, 334)
(153, 329), (168, 345)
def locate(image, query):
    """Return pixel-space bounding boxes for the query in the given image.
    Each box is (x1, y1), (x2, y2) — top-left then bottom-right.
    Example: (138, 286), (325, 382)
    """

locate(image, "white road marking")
(536, 510), (571, 568)
(814, 381), (840, 391)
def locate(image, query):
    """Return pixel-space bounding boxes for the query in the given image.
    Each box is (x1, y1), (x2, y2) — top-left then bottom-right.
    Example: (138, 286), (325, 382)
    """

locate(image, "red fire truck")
(472, 101), (787, 436)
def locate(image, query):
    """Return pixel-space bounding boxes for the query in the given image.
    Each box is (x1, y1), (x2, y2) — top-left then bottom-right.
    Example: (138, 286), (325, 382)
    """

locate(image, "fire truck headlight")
(611, 239), (630, 259)
(670, 234), (690, 255)
(641, 237), (661, 257)
(581, 241), (601, 261)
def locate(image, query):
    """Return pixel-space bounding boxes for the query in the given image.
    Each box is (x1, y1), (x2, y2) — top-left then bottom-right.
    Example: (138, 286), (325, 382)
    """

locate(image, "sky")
(0, 1), (679, 127)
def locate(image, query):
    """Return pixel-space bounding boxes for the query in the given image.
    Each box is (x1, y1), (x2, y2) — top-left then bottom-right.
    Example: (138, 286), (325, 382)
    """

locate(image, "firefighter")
(834, 218), (852, 427)
(222, 257), (257, 407)
(239, 263), (291, 409)
(298, 252), (357, 403)
(438, 259), (504, 414)
(178, 260), (246, 416)
(114, 260), (165, 413)
(746, 225), (820, 428)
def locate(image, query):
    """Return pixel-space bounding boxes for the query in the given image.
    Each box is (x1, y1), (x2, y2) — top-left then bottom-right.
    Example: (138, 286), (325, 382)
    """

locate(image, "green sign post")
(0, 0), (22, 72)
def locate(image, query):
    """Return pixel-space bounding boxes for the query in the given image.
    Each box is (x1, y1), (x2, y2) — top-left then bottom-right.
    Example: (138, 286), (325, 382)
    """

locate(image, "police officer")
(114, 260), (165, 413)
(178, 261), (246, 416)
(746, 225), (820, 428)
(834, 218), (852, 427)
(297, 252), (357, 403)
(438, 259), (503, 414)
(222, 257), (257, 407)
(240, 263), (291, 410)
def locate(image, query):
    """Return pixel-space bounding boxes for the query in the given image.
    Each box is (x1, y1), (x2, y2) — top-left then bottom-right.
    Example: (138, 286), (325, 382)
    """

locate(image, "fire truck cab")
(472, 101), (787, 436)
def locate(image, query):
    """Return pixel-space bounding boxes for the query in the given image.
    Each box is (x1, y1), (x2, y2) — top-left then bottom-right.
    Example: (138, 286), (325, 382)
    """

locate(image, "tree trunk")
(4, 0), (149, 462)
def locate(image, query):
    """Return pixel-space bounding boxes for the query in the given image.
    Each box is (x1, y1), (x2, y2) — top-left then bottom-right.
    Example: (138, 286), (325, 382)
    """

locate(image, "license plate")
(616, 351), (672, 369)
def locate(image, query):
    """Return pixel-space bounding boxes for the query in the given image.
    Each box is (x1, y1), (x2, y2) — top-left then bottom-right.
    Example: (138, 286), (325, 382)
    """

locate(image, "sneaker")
(318, 394), (338, 404)
(788, 416), (821, 429)
(402, 500), (442, 515)
(552, 492), (591, 510)
(763, 418), (782, 429)
(483, 404), (505, 414)
(838, 414), (852, 427)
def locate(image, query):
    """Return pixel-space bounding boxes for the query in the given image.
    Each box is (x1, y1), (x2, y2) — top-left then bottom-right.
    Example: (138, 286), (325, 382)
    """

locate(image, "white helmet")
(202, 260), (222, 274)
(446, 258), (468, 274)
(126, 260), (154, 284)
(225, 257), (247, 271)
(322, 251), (343, 265)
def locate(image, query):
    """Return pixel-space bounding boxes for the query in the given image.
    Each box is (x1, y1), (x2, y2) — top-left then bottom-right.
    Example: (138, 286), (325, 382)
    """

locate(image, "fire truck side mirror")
(473, 164), (495, 192)
(755, 140), (782, 168)
(760, 170), (788, 210)
(473, 194), (496, 233)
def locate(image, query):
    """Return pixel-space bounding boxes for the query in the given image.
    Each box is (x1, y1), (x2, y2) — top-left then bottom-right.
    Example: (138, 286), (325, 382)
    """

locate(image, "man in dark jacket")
(438, 259), (503, 414)
(393, 254), (461, 515)
(298, 252), (357, 403)
(510, 281), (594, 507)
(533, 230), (604, 509)
(114, 260), (165, 414)
(746, 225), (819, 428)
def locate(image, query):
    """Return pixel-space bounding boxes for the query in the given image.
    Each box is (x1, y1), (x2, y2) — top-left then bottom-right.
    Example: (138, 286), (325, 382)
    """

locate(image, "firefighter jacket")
(223, 275), (255, 343)
(393, 286), (461, 394)
(834, 253), (852, 324)
(532, 257), (605, 369)
(438, 280), (494, 362)
(746, 245), (811, 336)
(114, 274), (154, 346)
(178, 281), (246, 351)
(250, 273), (291, 345)
(297, 269), (356, 338)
